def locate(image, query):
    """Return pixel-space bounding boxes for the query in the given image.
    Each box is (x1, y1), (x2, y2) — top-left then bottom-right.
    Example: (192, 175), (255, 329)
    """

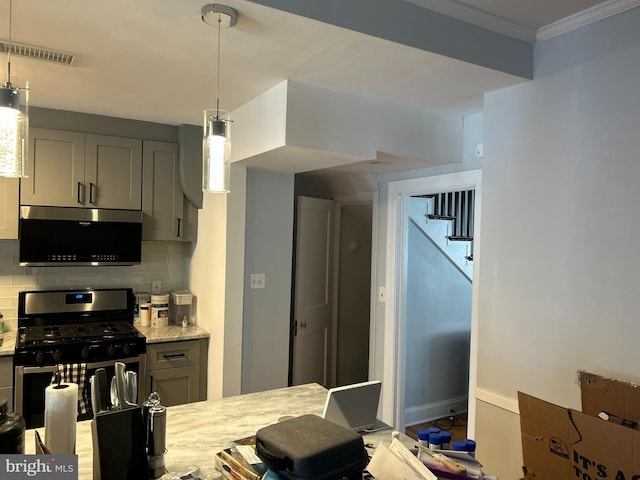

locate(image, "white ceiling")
(0, 0), (610, 175)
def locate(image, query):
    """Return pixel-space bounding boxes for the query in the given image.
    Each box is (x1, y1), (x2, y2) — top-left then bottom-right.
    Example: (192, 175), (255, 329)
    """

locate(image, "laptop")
(322, 380), (382, 433)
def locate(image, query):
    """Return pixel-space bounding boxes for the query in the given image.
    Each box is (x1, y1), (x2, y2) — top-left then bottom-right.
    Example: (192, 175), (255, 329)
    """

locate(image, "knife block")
(91, 408), (149, 480)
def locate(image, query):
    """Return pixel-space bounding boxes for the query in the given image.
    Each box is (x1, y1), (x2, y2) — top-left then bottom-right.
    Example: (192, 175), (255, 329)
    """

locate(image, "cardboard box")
(518, 371), (640, 480)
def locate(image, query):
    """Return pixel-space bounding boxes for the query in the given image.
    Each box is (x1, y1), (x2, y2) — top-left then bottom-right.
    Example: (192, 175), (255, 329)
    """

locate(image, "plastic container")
(417, 429), (430, 448)
(0, 397), (26, 454)
(170, 291), (193, 326)
(151, 294), (169, 328)
(439, 431), (452, 450)
(140, 303), (151, 327)
(428, 432), (442, 449)
(465, 439), (476, 457)
(135, 292), (151, 319)
(453, 438), (476, 457)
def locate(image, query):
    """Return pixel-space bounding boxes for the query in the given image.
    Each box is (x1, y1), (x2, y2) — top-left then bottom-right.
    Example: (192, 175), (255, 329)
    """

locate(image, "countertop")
(135, 323), (210, 344)
(23, 383), (405, 480)
(0, 324), (210, 356)
(0, 330), (16, 357)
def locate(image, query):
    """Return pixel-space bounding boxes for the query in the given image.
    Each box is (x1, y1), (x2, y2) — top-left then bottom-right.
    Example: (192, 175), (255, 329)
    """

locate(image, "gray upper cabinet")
(142, 141), (185, 240)
(21, 128), (86, 207)
(0, 177), (19, 239)
(21, 128), (142, 210)
(85, 134), (143, 210)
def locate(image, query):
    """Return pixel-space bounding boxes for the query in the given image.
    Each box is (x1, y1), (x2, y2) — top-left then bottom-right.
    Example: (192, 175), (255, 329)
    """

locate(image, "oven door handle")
(19, 356), (142, 374)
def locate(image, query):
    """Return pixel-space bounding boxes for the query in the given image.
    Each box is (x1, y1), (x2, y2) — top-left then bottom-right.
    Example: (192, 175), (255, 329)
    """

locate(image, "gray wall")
(404, 207), (471, 423)
(336, 203), (372, 386)
(476, 7), (640, 479)
(241, 168), (295, 393)
(372, 113), (482, 410)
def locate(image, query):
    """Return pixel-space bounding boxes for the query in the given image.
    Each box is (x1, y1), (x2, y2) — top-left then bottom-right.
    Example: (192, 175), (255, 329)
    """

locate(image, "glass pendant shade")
(0, 82), (28, 177)
(203, 109), (231, 193)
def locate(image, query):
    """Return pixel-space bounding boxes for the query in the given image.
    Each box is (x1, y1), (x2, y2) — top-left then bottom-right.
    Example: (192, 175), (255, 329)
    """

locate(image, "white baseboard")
(405, 396), (468, 426)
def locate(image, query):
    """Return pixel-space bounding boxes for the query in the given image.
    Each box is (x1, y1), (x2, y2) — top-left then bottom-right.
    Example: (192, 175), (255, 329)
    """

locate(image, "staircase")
(408, 190), (475, 281)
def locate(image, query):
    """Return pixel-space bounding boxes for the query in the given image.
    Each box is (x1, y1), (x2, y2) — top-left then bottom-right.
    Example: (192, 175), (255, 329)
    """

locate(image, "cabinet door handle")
(163, 353), (186, 359)
(77, 182), (85, 205)
(176, 218), (182, 238)
(89, 182), (97, 205)
(149, 375), (153, 392)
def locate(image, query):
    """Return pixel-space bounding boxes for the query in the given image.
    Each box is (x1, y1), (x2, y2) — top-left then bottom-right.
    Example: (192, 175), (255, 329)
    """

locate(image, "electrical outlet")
(250, 273), (265, 289)
(152, 280), (162, 294)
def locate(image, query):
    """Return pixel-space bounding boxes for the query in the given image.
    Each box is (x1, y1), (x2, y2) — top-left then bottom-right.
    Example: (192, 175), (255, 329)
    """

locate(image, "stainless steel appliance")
(19, 206), (142, 266)
(14, 288), (146, 428)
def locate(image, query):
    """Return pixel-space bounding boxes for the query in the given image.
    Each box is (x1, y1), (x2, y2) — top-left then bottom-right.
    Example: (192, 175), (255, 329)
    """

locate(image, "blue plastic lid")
(418, 427), (440, 440)
(452, 440), (467, 451)
(465, 439), (476, 452)
(428, 433), (442, 444)
(439, 431), (452, 443)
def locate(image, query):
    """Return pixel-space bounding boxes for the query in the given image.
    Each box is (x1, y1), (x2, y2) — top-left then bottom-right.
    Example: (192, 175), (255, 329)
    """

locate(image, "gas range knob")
(52, 349), (62, 362)
(81, 347), (90, 360)
(107, 345), (116, 356)
(34, 351), (45, 364)
(122, 343), (131, 355)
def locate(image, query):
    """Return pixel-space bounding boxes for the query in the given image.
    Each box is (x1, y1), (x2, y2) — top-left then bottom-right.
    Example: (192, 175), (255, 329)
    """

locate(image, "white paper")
(367, 441), (438, 480)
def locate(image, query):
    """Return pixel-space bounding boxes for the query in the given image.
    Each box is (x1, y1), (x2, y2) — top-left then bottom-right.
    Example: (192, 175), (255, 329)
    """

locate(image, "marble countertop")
(135, 323), (210, 344)
(0, 330), (17, 357)
(23, 383), (321, 479)
(0, 324), (210, 356)
(24, 383), (406, 480)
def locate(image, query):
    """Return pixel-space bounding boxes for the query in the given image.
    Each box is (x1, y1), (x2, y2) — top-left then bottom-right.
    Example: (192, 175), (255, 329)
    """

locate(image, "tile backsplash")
(0, 240), (191, 330)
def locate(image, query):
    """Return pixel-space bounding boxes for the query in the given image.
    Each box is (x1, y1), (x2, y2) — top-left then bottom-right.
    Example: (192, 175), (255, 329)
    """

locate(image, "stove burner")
(43, 326), (61, 338)
(21, 321), (140, 347)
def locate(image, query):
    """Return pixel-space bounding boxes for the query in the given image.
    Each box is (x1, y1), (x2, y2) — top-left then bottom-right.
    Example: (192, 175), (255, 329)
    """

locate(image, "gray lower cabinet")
(0, 356), (13, 411)
(144, 339), (208, 407)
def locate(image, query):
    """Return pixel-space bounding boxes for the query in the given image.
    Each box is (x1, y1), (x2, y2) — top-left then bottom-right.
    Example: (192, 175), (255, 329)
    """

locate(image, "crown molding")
(536, 0), (640, 41)
(403, 0), (536, 42)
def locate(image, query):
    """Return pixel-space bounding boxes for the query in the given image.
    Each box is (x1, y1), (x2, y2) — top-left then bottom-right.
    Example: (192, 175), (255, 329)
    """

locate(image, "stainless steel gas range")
(14, 288), (146, 428)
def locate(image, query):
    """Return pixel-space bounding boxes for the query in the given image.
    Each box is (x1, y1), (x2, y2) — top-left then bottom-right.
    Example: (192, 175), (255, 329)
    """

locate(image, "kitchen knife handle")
(95, 368), (109, 413)
(115, 362), (128, 409)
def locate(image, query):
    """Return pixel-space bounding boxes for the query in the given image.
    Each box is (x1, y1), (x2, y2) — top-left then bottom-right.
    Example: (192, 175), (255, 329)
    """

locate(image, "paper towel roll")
(44, 382), (78, 454)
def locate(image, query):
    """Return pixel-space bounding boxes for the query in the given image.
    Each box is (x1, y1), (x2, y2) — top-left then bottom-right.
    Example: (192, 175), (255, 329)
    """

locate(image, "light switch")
(250, 273), (266, 289)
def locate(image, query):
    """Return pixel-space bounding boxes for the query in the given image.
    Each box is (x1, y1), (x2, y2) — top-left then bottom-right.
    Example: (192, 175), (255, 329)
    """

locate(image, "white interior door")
(292, 196), (334, 386)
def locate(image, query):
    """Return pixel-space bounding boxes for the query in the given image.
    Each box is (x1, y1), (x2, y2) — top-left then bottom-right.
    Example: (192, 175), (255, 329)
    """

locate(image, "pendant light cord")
(215, 12), (221, 120)
(6, 0), (12, 86)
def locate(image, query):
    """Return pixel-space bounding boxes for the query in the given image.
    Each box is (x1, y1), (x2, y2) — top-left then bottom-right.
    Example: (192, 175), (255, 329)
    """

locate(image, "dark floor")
(405, 412), (468, 443)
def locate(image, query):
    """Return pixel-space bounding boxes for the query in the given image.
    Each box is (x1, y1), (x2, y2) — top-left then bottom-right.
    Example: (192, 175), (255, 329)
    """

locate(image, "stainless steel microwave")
(19, 206), (142, 266)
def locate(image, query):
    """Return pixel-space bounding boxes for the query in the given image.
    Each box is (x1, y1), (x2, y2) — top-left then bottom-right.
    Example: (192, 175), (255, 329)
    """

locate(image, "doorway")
(291, 196), (373, 388)
(380, 170), (482, 433)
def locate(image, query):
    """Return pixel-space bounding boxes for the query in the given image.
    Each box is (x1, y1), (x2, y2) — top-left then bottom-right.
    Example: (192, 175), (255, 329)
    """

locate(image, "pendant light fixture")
(201, 4), (237, 194)
(0, 0), (28, 178)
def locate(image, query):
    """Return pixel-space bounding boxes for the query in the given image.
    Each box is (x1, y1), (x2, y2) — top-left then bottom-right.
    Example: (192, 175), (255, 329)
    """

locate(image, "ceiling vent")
(0, 40), (76, 66)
